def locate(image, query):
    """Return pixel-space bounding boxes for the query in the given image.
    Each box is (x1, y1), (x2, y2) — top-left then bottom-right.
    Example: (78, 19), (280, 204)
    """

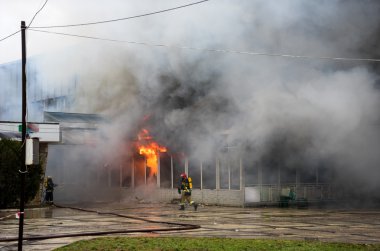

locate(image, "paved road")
(1, 203), (380, 250)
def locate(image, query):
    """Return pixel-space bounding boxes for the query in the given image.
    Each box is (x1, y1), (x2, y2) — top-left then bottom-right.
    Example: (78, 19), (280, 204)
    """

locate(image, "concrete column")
(157, 153), (161, 188)
(240, 158), (243, 190)
(119, 164), (122, 187)
(240, 158), (245, 207)
(316, 166), (320, 199)
(278, 166), (281, 199)
(185, 158), (189, 175)
(108, 166), (111, 187)
(97, 166), (101, 185)
(144, 157), (147, 185)
(131, 157), (135, 189)
(33, 143), (49, 205)
(200, 160), (203, 190)
(170, 155), (173, 189)
(216, 158), (220, 190)
(258, 165), (262, 202)
(228, 155), (231, 190)
(316, 166), (319, 185)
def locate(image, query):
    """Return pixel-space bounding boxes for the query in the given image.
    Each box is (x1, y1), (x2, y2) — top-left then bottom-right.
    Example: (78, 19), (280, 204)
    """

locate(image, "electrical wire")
(0, 30), (20, 42)
(25, 0), (49, 127)
(28, 0), (49, 28)
(29, 29), (380, 63)
(29, 0), (210, 29)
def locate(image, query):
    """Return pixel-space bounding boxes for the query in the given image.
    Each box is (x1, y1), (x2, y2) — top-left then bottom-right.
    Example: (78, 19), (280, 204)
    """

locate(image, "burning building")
(1, 1), (380, 207)
(37, 110), (347, 207)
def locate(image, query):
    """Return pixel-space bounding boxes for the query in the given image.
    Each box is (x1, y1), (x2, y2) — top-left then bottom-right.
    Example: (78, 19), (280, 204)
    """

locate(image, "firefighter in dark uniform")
(44, 176), (56, 204)
(178, 173), (198, 211)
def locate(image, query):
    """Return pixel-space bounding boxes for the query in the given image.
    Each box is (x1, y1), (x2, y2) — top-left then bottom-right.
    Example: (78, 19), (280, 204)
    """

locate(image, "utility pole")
(18, 20), (27, 251)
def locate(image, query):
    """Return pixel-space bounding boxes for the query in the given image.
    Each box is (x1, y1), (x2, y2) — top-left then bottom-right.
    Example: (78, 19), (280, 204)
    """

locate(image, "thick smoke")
(2, 0), (380, 202)
(76, 0), (379, 201)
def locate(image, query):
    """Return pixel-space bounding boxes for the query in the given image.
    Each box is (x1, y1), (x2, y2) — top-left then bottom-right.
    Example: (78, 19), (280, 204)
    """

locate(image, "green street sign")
(18, 125), (32, 133)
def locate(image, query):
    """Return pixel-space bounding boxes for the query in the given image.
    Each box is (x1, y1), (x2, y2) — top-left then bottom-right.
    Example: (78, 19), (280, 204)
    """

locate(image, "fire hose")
(0, 204), (201, 242)
(0, 213), (15, 221)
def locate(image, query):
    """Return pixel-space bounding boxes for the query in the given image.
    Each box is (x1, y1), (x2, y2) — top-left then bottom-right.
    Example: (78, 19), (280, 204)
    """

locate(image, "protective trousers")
(180, 190), (194, 206)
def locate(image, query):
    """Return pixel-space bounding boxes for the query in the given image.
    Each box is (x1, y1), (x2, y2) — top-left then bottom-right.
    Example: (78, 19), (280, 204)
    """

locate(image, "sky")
(1, 0), (225, 64)
(1, 0), (380, 200)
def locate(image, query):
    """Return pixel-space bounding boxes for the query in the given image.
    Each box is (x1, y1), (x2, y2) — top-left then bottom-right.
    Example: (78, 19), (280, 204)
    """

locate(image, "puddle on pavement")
(0, 207), (79, 220)
(25, 208), (54, 219)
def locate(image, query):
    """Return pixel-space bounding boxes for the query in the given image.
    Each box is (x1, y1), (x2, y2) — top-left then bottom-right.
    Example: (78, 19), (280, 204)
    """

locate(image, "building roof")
(44, 111), (106, 124)
(0, 121), (60, 142)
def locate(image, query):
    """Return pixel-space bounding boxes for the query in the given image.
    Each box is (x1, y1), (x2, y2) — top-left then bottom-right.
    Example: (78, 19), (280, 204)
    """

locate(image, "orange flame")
(136, 129), (167, 175)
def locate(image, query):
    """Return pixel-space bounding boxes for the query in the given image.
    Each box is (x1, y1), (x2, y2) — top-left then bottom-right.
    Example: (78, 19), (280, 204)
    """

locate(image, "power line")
(28, 0), (50, 27)
(29, 0), (210, 29)
(29, 29), (380, 62)
(0, 30), (20, 42)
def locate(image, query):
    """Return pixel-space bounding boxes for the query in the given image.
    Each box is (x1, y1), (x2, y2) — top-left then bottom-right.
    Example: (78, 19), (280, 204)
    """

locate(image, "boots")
(193, 203), (198, 211)
(179, 205), (185, 210)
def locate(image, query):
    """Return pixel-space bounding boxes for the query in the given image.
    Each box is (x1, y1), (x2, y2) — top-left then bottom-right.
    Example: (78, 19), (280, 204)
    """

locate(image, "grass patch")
(55, 237), (380, 251)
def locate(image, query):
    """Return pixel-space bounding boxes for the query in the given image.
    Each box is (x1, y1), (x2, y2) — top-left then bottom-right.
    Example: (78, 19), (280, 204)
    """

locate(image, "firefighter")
(178, 173), (198, 211)
(44, 176), (56, 204)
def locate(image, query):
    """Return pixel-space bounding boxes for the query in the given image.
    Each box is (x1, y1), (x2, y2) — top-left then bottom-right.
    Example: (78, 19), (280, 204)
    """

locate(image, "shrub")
(0, 139), (42, 208)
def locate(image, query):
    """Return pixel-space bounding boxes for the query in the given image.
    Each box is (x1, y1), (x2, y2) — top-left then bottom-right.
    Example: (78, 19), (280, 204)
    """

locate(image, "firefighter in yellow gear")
(178, 173), (198, 211)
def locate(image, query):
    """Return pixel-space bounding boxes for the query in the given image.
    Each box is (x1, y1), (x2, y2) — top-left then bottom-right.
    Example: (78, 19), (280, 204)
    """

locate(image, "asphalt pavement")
(1, 202), (380, 250)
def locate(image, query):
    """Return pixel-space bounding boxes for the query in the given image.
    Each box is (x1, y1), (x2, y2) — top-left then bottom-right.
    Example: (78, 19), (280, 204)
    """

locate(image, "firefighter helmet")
(180, 173), (187, 179)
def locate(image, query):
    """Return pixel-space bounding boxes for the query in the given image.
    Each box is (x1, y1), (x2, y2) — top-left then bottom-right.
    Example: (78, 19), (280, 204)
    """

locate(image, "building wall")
(119, 188), (245, 206)
(48, 148), (336, 206)
(29, 143), (49, 205)
(53, 183), (334, 207)
(0, 58), (75, 121)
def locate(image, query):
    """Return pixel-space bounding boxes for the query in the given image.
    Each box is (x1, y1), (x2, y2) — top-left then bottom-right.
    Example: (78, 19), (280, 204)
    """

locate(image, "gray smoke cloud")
(2, 0), (380, 202)
(87, 0), (379, 200)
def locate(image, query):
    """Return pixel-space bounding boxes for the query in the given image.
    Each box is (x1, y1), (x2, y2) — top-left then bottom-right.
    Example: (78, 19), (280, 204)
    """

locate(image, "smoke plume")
(2, 0), (380, 203)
